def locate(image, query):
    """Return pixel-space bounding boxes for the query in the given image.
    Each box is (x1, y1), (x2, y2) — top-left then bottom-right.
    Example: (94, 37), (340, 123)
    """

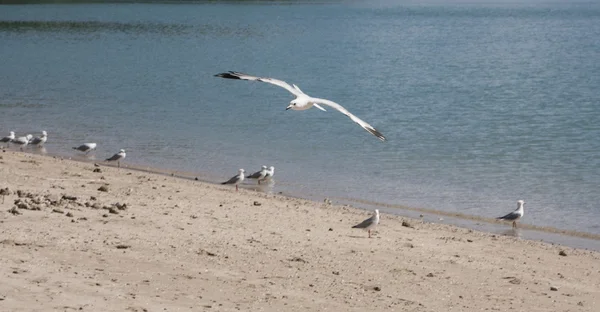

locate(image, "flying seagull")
(105, 149), (126, 167)
(246, 165), (268, 184)
(29, 130), (48, 147)
(352, 209), (380, 238)
(73, 143), (97, 154)
(221, 169), (245, 191)
(497, 200), (525, 228)
(0, 131), (15, 147)
(214, 71), (386, 141)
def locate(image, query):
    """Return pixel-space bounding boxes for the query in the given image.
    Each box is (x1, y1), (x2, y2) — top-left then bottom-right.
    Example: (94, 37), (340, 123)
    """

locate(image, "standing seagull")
(221, 169), (245, 191)
(246, 165), (268, 184)
(0, 131), (15, 147)
(497, 200), (525, 229)
(73, 143), (97, 155)
(214, 71), (386, 141)
(29, 130), (48, 147)
(12, 134), (32, 151)
(264, 166), (275, 182)
(352, 209), (380, 238)
(105, 149), (126, 167)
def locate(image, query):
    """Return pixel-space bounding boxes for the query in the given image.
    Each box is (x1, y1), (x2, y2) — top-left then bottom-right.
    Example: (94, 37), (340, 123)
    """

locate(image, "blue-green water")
(1, 1), (599, 234)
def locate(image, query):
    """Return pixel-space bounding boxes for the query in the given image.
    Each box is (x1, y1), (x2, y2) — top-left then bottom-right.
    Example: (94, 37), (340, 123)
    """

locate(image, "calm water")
(1, 1), (599, 234)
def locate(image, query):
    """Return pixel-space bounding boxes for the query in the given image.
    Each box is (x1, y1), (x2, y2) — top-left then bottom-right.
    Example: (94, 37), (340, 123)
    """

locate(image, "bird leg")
(512, 221), (517, 228)
(236, 184), (239, 191)
(118, 161), (120, 168)
(258, 180), (261, 185)
(368, 229), (371, 238)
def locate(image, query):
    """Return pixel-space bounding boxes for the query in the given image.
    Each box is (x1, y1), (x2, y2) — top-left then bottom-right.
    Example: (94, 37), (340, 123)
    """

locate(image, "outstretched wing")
(214, 71), (303, 97)
(312, 98), (386, 142)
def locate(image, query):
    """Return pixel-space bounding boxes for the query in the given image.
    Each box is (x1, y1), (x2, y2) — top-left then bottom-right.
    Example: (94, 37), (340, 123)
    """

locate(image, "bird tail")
(72, 147), (78, 150)
(221, 182), (227, 185)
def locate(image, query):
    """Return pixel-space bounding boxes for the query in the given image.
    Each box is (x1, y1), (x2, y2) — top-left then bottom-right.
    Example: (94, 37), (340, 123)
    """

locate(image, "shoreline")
(10, 147), (600, 251)
(1, 149), (599, 311)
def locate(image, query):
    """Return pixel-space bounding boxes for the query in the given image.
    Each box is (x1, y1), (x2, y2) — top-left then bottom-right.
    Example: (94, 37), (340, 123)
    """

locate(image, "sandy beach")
(1, 150), (599, 312)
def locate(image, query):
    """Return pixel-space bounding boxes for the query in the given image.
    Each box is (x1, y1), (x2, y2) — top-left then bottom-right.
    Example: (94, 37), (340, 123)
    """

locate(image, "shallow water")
(1, 1), (599, 234)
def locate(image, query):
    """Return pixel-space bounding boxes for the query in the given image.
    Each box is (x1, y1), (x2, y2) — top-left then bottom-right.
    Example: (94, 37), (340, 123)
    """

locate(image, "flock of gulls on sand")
(1, 71), (526, 237)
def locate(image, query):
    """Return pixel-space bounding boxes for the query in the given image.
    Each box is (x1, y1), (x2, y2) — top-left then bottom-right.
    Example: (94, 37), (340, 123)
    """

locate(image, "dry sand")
(0, 150), (599, 311)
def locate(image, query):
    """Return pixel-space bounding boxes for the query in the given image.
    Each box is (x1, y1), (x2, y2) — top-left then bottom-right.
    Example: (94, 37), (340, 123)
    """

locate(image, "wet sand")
(1, 150), (599, 311)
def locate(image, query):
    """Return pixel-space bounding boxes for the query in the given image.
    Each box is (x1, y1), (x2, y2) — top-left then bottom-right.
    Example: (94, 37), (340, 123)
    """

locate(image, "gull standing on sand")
(29, 130), (48, 147)
(105, 149), (126, 167)
(0, 131), (15, 147)
(12, 134), (32, 151)
(221, 169), (245, 191)
(73, 143), (97, 154)
(497, 200), (525, 229)
(246, 165), (268, 184)
(214, 71), (386, 141)
(352, 209), (380, 238)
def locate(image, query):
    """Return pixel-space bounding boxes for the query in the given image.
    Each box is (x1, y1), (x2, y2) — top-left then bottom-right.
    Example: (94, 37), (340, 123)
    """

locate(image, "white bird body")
(221, 169), (245, 191)
(30, 131), (48, 147)
(1, 131), (15, 146)
(352, 209), (380, 238)
(247, 166), (268, 184)
(497, 200), (525, 228)
(73, 143), (97, 154)
(12, 134), (32, 150)
(106, 149), (126, 167)
(215, 71), (386, 141)
(264, 166), (275, 181)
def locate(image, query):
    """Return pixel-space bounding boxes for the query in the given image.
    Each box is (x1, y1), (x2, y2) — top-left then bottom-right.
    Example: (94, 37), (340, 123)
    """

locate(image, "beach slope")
(0, 151), (598, 311)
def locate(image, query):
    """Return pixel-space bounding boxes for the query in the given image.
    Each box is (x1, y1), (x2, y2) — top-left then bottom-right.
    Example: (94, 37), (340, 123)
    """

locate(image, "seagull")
(0, 131), (15, 147)
(12, 134), (32, 151)
(221, 169), (245, 191)
(264, 166), (275, 182)
(214, 71), (386, 141)
(105, 149), (126, 167)
(246, 165), (268, 184)
(73, 143), (97, 154)
(352, 209), (380, 238)
(29, 130), (48, 147)
(497, 200), (525, 228)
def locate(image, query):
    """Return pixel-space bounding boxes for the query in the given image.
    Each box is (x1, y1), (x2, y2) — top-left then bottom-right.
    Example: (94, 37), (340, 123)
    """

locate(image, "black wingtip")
(214, 71), (242, 80)
(367, 127), (386, 142)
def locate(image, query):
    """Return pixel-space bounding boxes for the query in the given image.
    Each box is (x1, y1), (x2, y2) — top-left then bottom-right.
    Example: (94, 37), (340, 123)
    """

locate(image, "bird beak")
(285, 105), (292, 111)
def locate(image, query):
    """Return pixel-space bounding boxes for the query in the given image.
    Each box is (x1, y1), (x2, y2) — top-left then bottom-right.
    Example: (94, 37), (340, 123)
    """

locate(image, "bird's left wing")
(312, 98), (386, 142)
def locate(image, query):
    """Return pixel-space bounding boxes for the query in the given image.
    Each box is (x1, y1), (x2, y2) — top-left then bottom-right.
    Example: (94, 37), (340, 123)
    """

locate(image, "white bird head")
(87, 143), (97, 149)
(119, 149), (126, 153)
(261, 165), (267, 169)
(26, 134), (33, 140)
(517, 200), (525, 207)
(9, 131), (15, 137)
(41, 130), (47, 136)
(286, 99), (300, 110)
(239, 169), (245, 172)
(375, 209), (379, 215)
(269, 166), (275, 171)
